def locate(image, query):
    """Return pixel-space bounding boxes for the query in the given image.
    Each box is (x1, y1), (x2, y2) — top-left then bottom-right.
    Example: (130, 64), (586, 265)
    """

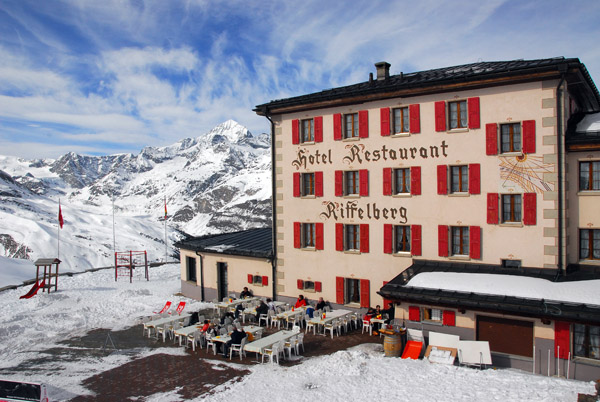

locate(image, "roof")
(34, 258), (61, 266)
(255, 57), (600, 115)
(567, 111), (600, 151)
(379, 260), (600, 325)
(175, 227), (273, 259)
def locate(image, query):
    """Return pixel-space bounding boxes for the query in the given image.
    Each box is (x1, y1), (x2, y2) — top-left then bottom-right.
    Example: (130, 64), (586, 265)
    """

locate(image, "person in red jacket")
(294, 294), (307, 308)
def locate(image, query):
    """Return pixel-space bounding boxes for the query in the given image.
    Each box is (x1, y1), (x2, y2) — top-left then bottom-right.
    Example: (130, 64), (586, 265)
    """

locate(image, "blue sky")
(1, 0), (599, 159)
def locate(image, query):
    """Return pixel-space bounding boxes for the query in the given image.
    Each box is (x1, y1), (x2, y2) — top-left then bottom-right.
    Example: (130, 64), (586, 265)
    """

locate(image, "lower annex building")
(177, 57), (600, 380)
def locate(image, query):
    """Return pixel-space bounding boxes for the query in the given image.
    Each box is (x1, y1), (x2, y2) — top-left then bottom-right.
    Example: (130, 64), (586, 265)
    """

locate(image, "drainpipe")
(555, 65), (567, 279)
(195, 251), (205, 301)
(263, 108), (278, 301)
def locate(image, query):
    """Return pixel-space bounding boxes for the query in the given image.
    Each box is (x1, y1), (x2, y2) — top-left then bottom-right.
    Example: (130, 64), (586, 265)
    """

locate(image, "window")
(302, 223), (316, 248)
(186, 256), (197, 282)
(345, 224), (360, 251)
(501, 123), (521, 153)
(573, 323), (600, 360)
(580, 229), (600, 260)
(302, 173), (315, 196)
(301, 118), (314, 143)
(303, 281), (315, 291)
(580, 161), (600, 191)
(422, 308), (443, 323)
(344, 113), (359, 139)
(450, 165), (468, 193)
(502, 259), (522, 268)
(252, 275), (262, 285)
(451, 226), (469, 256)
(345, 171), (359, 195)
(345, 278), (361, 304)
(449, 100), (467, 129)
(394, 226), (411, 253)
(502, 194), (522, 223)
(393, 107), (409, 134)
(394, 168), (411, 194)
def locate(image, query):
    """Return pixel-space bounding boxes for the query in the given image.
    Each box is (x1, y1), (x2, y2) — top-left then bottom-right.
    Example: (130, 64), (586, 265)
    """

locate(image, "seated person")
(222, 326), (247, 357)
(294, 294), (307, 308)
(220, 312), (234, 326)
(266, 298), (276, 311)
(199, 320), (210, 332)
(240, 287), (253, 299)
(234, 303), (245, 320)
(366, 305), (383, 334)
(315, 297), (327, 311)
(255, 300), (269, 322)
(383, 303), (395, 323)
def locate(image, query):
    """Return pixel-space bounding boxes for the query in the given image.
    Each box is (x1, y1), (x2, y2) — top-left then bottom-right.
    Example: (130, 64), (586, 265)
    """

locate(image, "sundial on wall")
(499, 155), (554, 194)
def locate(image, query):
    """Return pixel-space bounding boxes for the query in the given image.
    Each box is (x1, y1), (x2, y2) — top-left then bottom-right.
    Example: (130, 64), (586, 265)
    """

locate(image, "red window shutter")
(523, 193), (537, 225)
(380, 108), (390, 136)
(411, 166), (421, 195)
(437, 165), (448, 194)
(469, 163), (480, 194)
(411, 225), (422, 256)
(293, 222), (301, 248)
(409, 104), (421, 133)
(487, 193), (499, 224)
(316, 222), (324, 250)
(315, 281), (322, 292)
(292, 119), (299, 144)
(359, 110), (369, 138)
(359, 169), (369, 196)
(360, 224), (369, 253)
(383, 224), (393, 254)
(468, 97), (480, 129)
(293, 172), (300, 197)
(333, 113), (342, 140)
(554, 321), (570, 359)
(383, 168), (392, 195)
(522, 120), (536, 154)
(335, 223), (344, 251)
(438, 225), (449, 257)
(315, 171), (323, 197)
(486, 123), (498, 155)
(408, 306), (420, 321)
(335, 170), (343, 196)
(297, 279), (304, 290)
(247, 274), (253, 284)
(469, 226), (481, 259)
(443, 310), (456, 326)
(336, 276), (344, 304)
(262, 275), (268, 286)
(435, 101), (446, 132)
(314, 116), (323, 143)
(360, 279), (370, 308)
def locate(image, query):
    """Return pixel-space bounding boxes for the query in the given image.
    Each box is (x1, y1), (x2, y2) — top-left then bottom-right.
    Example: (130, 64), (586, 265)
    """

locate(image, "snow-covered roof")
(576, 112), (600, 132)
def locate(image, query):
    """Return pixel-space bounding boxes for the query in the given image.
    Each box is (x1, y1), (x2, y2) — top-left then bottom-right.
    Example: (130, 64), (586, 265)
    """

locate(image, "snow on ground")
(0, 260), (595, 401)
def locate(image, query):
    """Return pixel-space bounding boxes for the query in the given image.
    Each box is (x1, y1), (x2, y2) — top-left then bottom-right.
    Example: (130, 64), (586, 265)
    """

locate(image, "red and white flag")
(58, 202), (64, 229)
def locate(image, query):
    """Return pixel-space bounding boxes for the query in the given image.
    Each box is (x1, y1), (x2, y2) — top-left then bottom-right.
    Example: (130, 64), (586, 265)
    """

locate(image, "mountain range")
(0, 120), (271, 281)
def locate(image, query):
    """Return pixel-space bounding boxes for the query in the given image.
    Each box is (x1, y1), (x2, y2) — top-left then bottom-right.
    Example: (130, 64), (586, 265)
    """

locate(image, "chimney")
(375, 61), (391, 81)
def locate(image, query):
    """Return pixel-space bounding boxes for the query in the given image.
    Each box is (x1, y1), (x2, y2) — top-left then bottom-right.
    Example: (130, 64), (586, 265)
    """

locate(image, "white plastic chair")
(324, 319), (340, 339)
(229, 337), (247, 360)
(305, 319), (317, 335)
(284, 336), (296, 358)
(258, 312), (269, 327)
(205, 334), (217, 355)
(262, 342), (280, 364)
(362, 319), (373, 336)
(186, 330), (201, 351)
(294, 333), (305, 355)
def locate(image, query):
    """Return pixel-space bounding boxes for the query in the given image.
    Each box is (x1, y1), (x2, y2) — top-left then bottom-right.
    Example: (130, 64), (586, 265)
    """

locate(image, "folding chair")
(154, 301), (172, 316)
(171, 301), (186, 315)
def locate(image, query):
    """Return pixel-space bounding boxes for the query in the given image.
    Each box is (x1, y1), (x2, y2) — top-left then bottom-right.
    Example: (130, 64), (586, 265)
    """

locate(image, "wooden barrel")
(383, 334), (403, 357)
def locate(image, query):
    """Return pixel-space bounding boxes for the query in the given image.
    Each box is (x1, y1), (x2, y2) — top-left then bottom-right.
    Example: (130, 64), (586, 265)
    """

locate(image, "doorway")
(217, 262), (228, 301)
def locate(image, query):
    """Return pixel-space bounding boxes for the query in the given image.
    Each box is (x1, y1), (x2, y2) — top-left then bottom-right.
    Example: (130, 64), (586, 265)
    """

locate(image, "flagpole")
(57, 199), (61, 260)
(164, 196), (168, 263)
(112, 192), (116, 256)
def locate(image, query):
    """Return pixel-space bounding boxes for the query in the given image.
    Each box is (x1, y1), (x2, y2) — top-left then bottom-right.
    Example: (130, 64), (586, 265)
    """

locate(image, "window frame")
(450, 165), (468, 194)
(500, 122), (522, 154)
(343, 113), (359, 139)
(394, 225), (411, 254)
(185, 256), (197, 282)
(579, 161), (600, 191)
(344, 170), (360, 196)
(573, 323), (600, 360)
(580, 228), (600, 260)
(448, 100), (467, 130)
(300, 118), (314, 143)
(344, 278), (361, 304)
(302, 223), (316, 249)
(345, 224), (360, 251)
(393, 168), (411, 194)
(501, 194), (522, 223)
(422, 307), (443, 324)
(451, 226), (470, 256)
(392, 106), (410, 134)
(252, 275), (263, 286)
(301, 172), (315, 197)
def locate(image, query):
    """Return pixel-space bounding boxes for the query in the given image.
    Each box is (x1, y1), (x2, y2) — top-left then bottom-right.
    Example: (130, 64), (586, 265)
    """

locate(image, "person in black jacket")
(222, 326), (247, 357)
(315, 297), (327, 311)
(255, 300), (269, 322)
(240, 287), (253, 299)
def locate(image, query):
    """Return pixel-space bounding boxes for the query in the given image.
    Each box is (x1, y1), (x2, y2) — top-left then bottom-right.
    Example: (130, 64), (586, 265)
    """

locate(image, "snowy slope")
(0, 120), (271, 286)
